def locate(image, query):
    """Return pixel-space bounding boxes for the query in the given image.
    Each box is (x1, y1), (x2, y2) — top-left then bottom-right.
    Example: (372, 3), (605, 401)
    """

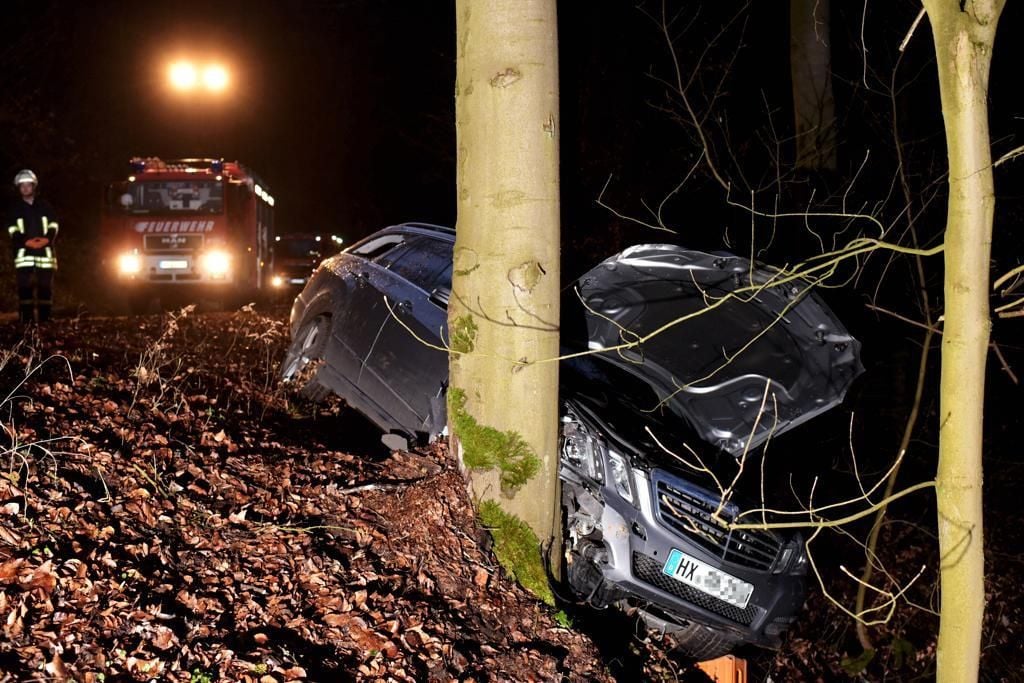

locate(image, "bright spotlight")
(201, 249), (232, 278)
(117, 251), (142, 275)
(169, 61), (198, 90)
(202, 64), (229, 91)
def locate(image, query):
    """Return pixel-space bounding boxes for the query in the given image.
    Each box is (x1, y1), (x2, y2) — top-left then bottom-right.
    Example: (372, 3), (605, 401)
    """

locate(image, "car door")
(323, 232), (409, 387)
(359, 236), (454, 435)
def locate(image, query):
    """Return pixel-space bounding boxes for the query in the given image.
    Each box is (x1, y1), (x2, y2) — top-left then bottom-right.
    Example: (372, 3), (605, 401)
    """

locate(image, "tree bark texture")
(923, 1), (1003, 681)
(451, 0), (561, 565)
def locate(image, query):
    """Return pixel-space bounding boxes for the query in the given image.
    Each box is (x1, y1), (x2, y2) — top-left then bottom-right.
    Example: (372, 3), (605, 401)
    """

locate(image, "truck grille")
(632, 553), (757, 625)
(652, 471), (781, 571)
(144, 234), (203, 252)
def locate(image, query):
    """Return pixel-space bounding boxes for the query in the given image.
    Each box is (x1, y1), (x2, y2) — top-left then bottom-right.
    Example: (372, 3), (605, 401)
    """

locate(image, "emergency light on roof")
(128, 157), (232, 175)
(254, 184), (276, 206)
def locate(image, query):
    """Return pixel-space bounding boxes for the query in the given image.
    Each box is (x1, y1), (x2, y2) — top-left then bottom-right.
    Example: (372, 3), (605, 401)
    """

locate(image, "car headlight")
(773, 535), (808, 575)
(560, 417), (604, 484)
(271, 275), (285, 287)
(201, 249), (231, 277)
(606, 451), (635, 505)
(118, 251), (142, 275)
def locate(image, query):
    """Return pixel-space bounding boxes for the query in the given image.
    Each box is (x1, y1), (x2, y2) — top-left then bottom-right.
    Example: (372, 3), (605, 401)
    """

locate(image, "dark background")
(1, 1), (1023, 675)
(2, 0), (1023, 501)
(1, 6), (1021, 435)
(2, 1), (1022, 266)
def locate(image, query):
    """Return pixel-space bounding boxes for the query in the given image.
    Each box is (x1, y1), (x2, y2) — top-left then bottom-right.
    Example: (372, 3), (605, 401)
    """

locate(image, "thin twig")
(898, 9), (927, 53)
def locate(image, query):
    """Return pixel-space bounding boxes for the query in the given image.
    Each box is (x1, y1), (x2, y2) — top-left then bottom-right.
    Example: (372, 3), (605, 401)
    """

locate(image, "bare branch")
(993, 143), (1024, 168)
(898, 9), (927, 53)
(992, 262), (1024, 292)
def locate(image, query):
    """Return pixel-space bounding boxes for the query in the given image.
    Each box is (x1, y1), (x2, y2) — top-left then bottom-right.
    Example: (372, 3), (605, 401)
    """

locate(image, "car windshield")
(277, 238), (325, 259)
(109, 180), (224, 214)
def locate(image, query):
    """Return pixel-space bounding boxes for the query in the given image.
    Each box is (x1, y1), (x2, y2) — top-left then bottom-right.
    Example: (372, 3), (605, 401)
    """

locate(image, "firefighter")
(6, 169), (59, 323)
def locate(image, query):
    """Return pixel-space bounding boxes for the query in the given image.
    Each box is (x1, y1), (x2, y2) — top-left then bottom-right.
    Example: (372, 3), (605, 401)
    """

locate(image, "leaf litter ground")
(0, 306), (1020, 682)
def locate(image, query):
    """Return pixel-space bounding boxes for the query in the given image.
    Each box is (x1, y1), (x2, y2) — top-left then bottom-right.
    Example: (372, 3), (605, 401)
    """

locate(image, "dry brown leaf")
(473, 568), (490, 588)
(152, 625), (176, 650)
(44, 652), (68, 680)
(0, 558), (25, 583)
(23, 561), (57, 594)
(282, 666), (308, 680)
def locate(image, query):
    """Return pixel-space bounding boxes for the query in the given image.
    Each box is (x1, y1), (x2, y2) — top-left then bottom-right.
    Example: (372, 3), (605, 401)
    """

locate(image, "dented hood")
(575, 244), (863, 456)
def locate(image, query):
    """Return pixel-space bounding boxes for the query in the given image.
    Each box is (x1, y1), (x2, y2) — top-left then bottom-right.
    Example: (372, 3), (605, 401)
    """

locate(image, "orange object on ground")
(696, 655), (747, 682)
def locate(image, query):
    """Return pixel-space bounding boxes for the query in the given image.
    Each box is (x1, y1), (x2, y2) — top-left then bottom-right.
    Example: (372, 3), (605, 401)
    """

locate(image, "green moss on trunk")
(479, 500), (554, 605)
(450, 315), (479, 354)
(448, 388), (539, 493)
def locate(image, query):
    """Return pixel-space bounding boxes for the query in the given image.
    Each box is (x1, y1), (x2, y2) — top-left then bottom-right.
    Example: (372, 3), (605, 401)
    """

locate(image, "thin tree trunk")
(790, 0), (836, 170)
(451, 0), (562, 596)
(922, 1), (1003, 680)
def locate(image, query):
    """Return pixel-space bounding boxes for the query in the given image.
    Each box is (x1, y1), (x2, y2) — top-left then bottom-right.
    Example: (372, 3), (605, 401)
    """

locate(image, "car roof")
(385, 222), (455, 240)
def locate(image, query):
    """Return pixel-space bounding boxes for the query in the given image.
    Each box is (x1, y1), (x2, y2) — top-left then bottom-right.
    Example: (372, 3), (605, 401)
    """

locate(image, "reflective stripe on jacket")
(14, 247), (57, 269)
(6, 197), (59, 268)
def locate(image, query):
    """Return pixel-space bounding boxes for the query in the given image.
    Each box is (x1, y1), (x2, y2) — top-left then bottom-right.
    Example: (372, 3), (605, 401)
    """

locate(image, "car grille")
(652, 471), (782, 571)
(632, 553), (758, 626)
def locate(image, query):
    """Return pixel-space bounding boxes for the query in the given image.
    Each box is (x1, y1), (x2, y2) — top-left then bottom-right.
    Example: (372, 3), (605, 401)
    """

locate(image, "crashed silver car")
(281, 223), (863, 658)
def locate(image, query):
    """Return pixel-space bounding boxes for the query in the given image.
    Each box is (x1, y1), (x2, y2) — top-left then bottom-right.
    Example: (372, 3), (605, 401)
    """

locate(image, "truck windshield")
(109, 180), (224, 214)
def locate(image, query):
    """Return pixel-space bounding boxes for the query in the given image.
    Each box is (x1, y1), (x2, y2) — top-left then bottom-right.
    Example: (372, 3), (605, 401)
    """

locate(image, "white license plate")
(158, 260), (189, 270)
(662, 549), (754, 609)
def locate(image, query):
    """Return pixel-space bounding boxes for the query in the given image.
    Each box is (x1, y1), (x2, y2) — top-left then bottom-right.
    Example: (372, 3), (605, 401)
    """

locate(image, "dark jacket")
(7, 197), (59, 269)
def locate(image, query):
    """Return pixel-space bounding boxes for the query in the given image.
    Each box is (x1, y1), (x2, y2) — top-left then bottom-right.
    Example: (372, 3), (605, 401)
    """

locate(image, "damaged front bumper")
(560, 403), (806, 649)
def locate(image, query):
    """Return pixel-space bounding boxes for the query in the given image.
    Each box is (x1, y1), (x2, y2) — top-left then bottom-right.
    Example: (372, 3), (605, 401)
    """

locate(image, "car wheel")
(639, 609), (740, 660)
(281, 307), (332, 400)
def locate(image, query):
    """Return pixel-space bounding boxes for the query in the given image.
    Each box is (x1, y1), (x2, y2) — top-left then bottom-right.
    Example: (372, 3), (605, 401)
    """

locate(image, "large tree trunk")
(451, 0), (561, 599)
(790, 0), (836, 171)
(923, 1), (1004, 680)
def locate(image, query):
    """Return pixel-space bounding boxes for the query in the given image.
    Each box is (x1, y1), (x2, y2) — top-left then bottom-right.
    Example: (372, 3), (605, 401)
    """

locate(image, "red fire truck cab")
(102, 157), (274, 306)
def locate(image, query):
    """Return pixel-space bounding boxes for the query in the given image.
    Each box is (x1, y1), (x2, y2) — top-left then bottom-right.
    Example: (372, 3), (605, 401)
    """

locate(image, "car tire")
(280, 305), (332, 400)
(639, 610), (740, 660)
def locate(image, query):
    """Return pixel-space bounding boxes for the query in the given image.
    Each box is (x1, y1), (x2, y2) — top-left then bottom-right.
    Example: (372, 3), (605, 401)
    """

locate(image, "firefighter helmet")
(13, 169), (38, 186)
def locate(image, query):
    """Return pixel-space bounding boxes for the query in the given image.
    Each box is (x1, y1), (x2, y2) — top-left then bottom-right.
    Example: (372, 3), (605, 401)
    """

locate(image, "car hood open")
(574, 244), (863, 456)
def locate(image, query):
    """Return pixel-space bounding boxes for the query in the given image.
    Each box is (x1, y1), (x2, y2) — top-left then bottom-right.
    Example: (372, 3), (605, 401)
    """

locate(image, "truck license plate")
(662, 549), (753, 609)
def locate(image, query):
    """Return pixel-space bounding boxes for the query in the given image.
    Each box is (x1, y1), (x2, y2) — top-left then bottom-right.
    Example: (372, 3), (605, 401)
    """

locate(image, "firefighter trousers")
(16, 266), (54, 323)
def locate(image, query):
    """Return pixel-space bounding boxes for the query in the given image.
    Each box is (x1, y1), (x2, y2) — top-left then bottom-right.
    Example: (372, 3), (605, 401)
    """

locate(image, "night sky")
(2, 1), (1023, 290)
(2, 1), (456, 239)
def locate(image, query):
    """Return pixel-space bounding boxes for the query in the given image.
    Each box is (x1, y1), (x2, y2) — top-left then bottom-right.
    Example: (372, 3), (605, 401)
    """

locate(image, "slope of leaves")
(0, 311), (729, 683)
(0, 308), (672, 682)
(1, 307), (1019, 682)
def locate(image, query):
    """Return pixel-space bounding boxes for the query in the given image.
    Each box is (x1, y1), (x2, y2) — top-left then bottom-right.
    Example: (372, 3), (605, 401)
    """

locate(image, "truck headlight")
(201, 249), (231, 277)
(271, 275), (285, 288)
(118, 251), (142, 275)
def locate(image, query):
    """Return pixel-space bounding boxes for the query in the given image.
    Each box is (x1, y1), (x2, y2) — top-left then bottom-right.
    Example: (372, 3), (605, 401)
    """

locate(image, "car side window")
(434, 262), (452, 291)
(384, 238), (454, 292)
(350, 234), (405, 260)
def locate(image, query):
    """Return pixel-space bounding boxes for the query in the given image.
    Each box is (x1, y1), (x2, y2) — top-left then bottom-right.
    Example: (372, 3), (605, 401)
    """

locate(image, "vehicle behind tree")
(269, 233), (344, 296)
(280, 222), (864, 658)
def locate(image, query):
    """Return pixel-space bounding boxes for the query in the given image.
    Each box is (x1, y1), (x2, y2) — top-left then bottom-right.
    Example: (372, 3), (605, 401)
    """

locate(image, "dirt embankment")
(0, 308), (688, 682)
(0, 307), (1019, 682)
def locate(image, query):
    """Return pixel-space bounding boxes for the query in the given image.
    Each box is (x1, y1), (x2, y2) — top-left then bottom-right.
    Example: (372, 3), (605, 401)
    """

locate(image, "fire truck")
(102, 157), (274, 308)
